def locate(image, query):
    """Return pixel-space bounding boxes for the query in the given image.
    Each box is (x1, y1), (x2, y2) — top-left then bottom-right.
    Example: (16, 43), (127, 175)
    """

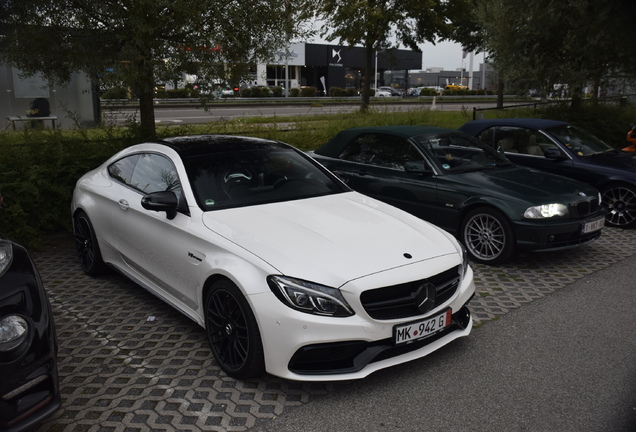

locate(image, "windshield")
(415, 132), (512, 173)
(545, 124), (614, 156)
(184, 146), (347, 211)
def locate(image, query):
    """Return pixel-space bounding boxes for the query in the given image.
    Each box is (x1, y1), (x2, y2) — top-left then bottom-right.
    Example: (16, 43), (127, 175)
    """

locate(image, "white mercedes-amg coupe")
(71, 135), (475, 381)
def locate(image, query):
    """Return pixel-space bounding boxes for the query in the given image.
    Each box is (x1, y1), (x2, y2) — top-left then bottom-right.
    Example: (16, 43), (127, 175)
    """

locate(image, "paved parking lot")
(34, 227), (636, 432)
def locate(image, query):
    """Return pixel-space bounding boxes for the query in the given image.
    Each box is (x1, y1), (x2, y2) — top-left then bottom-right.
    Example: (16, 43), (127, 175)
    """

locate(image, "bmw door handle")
(118, 199), (129, 210)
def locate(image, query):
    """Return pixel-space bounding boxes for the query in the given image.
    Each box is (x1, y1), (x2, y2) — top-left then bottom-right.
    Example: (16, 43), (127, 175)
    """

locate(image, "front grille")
(288, 305), (472, 375)
(570, 195), (600, 218)
(360, 266), (460, 320)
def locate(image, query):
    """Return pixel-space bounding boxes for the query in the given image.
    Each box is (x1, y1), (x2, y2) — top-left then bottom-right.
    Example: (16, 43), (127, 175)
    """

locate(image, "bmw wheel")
(461, 207), (515, 265)
(204, 280), (265, 379)
(602, 184), (636, 228)
(73, 211), (106, 276)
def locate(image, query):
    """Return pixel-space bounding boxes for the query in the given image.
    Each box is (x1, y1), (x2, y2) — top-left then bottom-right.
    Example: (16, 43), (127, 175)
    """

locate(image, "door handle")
(118, 199), (129, 210)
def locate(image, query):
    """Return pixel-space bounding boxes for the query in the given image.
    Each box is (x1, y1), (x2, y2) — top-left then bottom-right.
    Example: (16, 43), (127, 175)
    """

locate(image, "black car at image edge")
(0, 193), (61, 431)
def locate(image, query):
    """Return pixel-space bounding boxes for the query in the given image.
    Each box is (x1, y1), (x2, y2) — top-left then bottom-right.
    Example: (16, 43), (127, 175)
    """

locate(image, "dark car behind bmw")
(0, 193), (60, 431)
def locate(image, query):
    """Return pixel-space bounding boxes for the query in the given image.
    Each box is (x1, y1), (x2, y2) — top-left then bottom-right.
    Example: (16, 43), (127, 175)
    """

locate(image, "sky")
(420, 40), (470, 71)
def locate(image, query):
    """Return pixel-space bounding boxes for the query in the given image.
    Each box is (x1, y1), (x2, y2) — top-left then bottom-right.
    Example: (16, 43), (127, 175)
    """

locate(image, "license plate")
(394, 309), (452, 345)
(582, 216), (605, 234)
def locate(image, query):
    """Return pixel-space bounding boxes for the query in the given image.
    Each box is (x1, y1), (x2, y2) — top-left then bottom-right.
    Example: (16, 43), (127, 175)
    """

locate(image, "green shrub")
(300, 86), (317, 97)
(329, 87), (348, 97)
(271, 86), (283, 97)
(101, 86), (128, 99)
(290, 88), (300, 97)
(419, 88), (438, 96)
(0, 130), (136, 247)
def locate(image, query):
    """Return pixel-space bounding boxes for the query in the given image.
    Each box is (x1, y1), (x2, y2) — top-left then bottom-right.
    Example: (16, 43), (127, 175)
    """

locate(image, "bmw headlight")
(523, 203), (569, 219)
(0, 240), (13, 277)
(0, 314), (29, 352)
(267, 276), (354, 317)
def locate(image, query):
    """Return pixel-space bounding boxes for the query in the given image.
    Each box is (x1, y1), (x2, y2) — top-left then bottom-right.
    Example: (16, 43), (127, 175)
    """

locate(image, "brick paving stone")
(33, 227), (636, 431)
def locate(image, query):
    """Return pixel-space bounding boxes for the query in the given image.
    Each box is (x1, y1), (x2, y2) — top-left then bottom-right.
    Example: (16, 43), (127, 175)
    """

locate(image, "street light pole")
(374, 50), (378, 91)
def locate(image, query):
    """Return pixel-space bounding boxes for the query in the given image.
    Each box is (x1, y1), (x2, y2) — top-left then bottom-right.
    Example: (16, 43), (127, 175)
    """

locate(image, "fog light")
(0, 314), (29, 352)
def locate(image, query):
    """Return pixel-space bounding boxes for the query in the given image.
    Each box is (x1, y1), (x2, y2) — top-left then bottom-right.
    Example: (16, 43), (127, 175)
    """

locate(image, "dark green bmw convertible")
(310, 126), (607, 265)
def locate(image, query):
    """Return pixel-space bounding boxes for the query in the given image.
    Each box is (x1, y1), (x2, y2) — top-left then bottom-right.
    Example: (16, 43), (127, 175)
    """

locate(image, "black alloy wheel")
(73, 211), (106, 276)
(461, 207), (515, 265)
(602, 184), (636, 228)
(204, 280), (265, 379)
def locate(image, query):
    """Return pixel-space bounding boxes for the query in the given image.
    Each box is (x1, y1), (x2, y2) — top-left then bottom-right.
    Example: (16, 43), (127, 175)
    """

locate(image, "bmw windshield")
(416, 132), (513, 173)
(545, 124), (615, 156)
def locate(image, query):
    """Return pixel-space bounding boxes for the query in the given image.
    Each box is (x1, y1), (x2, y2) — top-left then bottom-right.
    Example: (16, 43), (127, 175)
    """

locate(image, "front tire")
(204, 280), (265, 379)
(73, 211), (106, 276)
(461, 207), (515, 265)
(602, 184), (636, 228)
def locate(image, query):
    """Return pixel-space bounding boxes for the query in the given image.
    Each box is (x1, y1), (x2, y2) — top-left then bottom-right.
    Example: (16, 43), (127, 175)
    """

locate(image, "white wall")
(0, 65), (96, 130)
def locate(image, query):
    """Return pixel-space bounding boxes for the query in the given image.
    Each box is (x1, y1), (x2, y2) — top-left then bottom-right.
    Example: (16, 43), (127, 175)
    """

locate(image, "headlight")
(0, 240), (13, 277)
(523, 203), (569, 219)
(0, 314), (29, 352)
(460, 242), (469, 277)
(267, 276), (354, 317)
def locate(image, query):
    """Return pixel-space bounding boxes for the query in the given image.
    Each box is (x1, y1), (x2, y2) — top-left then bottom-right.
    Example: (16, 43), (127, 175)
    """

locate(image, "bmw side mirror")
(544, 148), (565, 159)
(404, 161), (431, 174)
(141, 191), (178, 220)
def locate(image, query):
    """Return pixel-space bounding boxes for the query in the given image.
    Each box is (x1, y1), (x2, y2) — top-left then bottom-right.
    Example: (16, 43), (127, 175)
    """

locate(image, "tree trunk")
(570, 83), (583, 111)
(591, 76), (601, 104)
(136, 60), (157, 141)
(360, 41), (374, 113)
(138, 86), (156, 140)
(497, 77), (504, 109)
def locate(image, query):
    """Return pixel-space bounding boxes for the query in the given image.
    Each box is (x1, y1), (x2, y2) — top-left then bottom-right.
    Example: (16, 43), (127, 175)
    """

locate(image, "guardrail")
(471, 95), (631, 120)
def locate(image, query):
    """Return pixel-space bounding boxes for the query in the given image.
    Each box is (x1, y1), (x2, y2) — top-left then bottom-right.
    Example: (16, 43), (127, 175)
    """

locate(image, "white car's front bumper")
(251, 262), (475, 381)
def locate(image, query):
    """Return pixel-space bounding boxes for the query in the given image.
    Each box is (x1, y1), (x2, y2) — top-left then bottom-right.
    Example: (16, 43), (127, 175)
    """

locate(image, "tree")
(0, 0), (311, 139)
(475, 0), (636, 108)
(313, 0), (478, 113)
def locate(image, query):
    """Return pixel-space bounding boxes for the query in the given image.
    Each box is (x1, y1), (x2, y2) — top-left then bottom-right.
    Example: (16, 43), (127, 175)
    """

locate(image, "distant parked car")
(310, 126), (606, 265)
(0, 193), (61, 431)
(459, 118), (636, 228)
(374, 89), (393, 97)
(71, 135), (475, 381)
(377, 86), (403, 96)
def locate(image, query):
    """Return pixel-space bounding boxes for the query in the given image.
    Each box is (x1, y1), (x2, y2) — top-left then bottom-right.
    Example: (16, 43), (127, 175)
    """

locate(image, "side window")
(477, 128), (496, 147)
(493, 127), (557, 156)
(130, 154), (182, 195)
(533, 132), (560, 155)
(108, 154), (139, 184)
(338, 133), (423, 170)
(492, 127), (525, 153)
(109, 153), (185, 207)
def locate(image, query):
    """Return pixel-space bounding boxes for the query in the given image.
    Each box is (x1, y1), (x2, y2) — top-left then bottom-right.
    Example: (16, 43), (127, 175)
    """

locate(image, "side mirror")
(404, 161), (431, 174)
(544, 148), (566, 159)
(141, 191), (178, 220)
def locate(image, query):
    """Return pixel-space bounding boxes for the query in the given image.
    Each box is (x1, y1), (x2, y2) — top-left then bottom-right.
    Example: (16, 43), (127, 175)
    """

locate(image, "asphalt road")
(101, 100), (499, 126)
(250, 256), (636, 432)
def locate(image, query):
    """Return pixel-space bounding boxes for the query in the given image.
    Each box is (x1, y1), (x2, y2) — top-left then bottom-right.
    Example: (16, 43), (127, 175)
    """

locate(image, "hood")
(446, 165), (599, 204)
(586, 150), (636, 171)
(202, 192), (459, 287)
